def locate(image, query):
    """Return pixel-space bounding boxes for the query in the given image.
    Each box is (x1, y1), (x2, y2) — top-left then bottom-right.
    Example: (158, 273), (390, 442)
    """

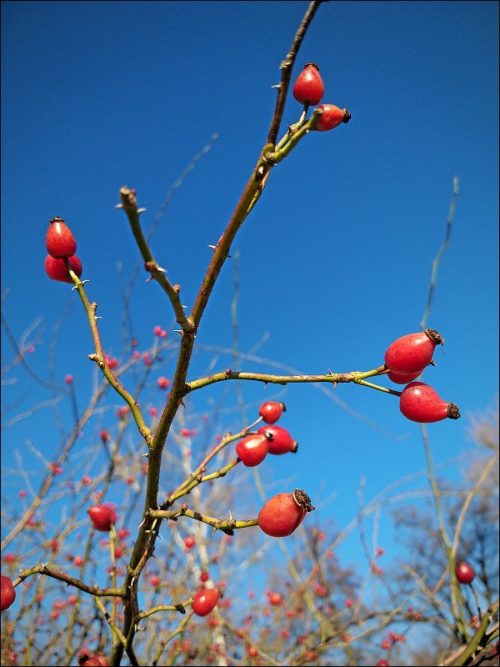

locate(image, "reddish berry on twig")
(293, 63), (325, 106)
(88, 504), (117, 532)
(1, 575), (16, 612)
(258, 489), (314, 537)
(45, 255), (83, 283)
(257, 424), (298, 455)
(192, 587), (219, 616)
(46, 217), (77, 258)
(236, 432), (272, 467)
(258, 401), (286, 424)
(399, 382), (460, 423)
(313, 104), (351, 131)
(455, 561), (475, 584)
(385, 329), (444, 374)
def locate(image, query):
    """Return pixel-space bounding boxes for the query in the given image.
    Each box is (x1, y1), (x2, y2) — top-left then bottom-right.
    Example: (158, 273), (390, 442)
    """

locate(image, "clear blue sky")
(2, 1), (498, 571)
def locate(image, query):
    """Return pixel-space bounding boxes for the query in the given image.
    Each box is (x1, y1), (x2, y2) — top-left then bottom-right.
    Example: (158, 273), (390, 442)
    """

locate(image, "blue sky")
(1, 1), (498, 575)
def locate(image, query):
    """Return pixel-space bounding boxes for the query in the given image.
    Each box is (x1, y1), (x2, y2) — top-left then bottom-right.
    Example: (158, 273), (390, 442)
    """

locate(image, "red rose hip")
(399, 382), (460, 423)
(184, 536), (195, 550)
(257, 425), (298, 455)
(192, 587), (219, 616)
(1, 575), (16, 611)
(45, 255), (83, 283)
(292, 63), (324, 106)
(455, 561), (475, 584)
(46, 217), (77, 258)
(87, 504), (117, 532)
(258, 489), (314, 537)
(385, 329), (444, 373)
(258, 401), (286, 424)
(313, 104), (351, 131)
(236, 432), (271, 467)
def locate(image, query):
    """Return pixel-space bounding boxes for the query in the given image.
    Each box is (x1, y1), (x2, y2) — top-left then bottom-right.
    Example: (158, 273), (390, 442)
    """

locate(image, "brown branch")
(15, 564), (123, 597)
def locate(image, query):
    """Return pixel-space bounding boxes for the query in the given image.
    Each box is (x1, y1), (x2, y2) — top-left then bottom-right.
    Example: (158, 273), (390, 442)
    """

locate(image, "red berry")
(184, 536), (196, 550)
(46, 217), (77, 258)
(236, 433), (271, 467)
(258, 489), (314, 537)
(399, 382), (460, 423)
(74, 556), (84, 567)
(157, 376), (171, 390)
(247, 646), (259, 658)
(385, 329), (444, 373)
(257, 425), (298, 455)
(45, 255), (83, 283)
(150, 575), (161, 588)
(455, 561), (475, 584)
(387, 369), (422, 384)
(313, 104), (351, 131)
(99, 429), (110, 443)
(293, 63), (324, 106)
(105, 355), (119, 370)
(267, 591), (283, 606)
(87, 504), (117, 532)
(376, 661), (390, 667)
(258, 401), (286, 424)
(192, 587), (219, 616)
(200, 571), (209, 583)
(1, 575), (16, 611)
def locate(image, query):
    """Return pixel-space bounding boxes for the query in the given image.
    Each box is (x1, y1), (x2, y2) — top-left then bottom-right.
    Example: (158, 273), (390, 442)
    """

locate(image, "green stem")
(186, 365), (387, 392)
(149, 507), (258, 534)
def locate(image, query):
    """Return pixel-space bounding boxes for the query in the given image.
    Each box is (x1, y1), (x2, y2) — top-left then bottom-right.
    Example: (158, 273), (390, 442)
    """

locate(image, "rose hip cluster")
(45, 217), (83, 283)
(235, 401), (297, 468)
(235, 401), (314, 538)
(292, 62), (351, 131)
(384, 329), (460, 423)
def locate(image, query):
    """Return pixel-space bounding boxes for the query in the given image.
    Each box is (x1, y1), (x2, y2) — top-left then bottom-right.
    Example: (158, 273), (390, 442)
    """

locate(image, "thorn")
(95, 316), (103, 321)
(271, 83), (281, 89)
(115, 204), (123, 209)
(173, 329), (183, 335)
(208, 244), (217, 250)
(137, 208), (147, 214)
(156, 265), (167, 274)
(145, 276), (153, 283)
